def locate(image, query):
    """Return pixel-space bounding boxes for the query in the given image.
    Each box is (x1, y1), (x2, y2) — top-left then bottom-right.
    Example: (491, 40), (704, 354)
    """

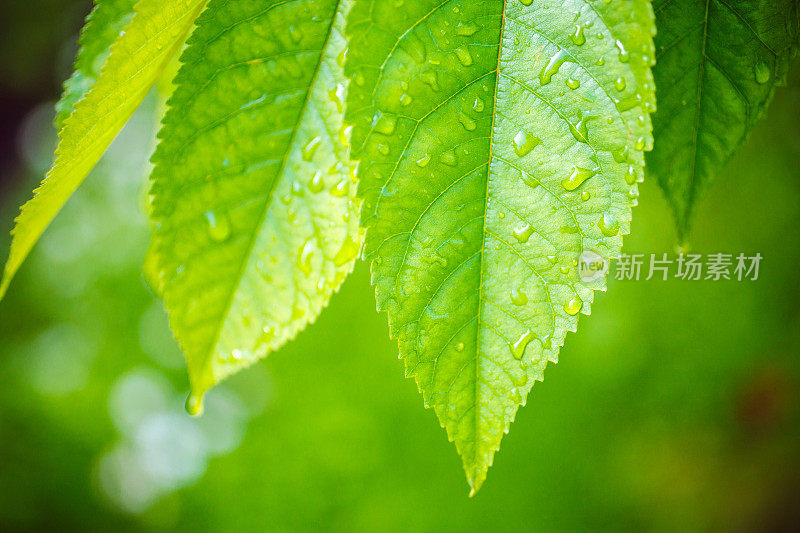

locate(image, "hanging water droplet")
(454, 47), (473, 66)
(539, 48), (571, 85)
(597, 212), (619, 236)
(754, 61), (770, 84)
(563, 297), (582, 316)
(562, 165), (598, 191)
(634, 136), (645, 150)
(513, 223), (534, 243)
(513, 130), (541, 157)
(625, 165), (637, 185)
(205, 210), (231, 242)
(510, 329), (534, 360)
(302, 136), (322, 161)
(510, 287), (528, 306)
(185, 392), (205, 416)
(439, 150), (457, 166)
(569, 24), (585, 45)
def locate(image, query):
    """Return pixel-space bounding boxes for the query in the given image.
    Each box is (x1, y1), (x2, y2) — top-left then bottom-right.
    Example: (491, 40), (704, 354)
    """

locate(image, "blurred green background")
(1, 2), (799, 531)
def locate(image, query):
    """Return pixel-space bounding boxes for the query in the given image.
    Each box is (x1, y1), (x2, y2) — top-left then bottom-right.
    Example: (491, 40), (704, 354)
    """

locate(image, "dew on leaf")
(205, 210), (231, 242)
(510, 287), (528, 306)
(512, 130), (541, 157)
(513, 223), (534, 243)
(439, 150), (457, 166)
(309, 171), (324, 193)
(416, 153), (431, 167)
(562, 166), (598, 191)
(754, 61), (770, 84)
(297, 238), (316, 276)
(454, 47), (473, 66)
(539, 48), (571, 85)
(563, 297), (582, 315)
(510, 329), (534, 360)
(597, 213), (619, 236)
(569, 25), (585, 45)
(302, 136), (322, 161)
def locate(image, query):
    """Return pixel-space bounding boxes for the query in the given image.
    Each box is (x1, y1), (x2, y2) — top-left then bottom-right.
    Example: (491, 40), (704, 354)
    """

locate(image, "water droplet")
(612, 145), (630, 163)
(378, 143), (390, 155)
(454, 47), (473, 66)
(615, 40), (629, 63)
(421, 70), (440, 91)
(455, 342), (465, 352)
(472, 97), (485, 112)
(336, 48), (348, 68)
(614, 76), (626, 91)
(289, 25), (302, 43)
(309, 171), (325, 193)
(297, 238), (315, 276)
(400, 93), (413, 106)
(539, 49), (571, 85)
(566, 76), (580, 89)
(519, 0), (532, 6)
(581, 190), (591, 201)
(374, 115), (396, 135)
(513, 130), (541, 157)
(510, 329), (534, 360)
(562, 166), (597, 191)
(560, 222), (580, 234)
(205, 210), (231, 242)
(330, 178), (350, 197)
(569, 25), (585, 45)
(510, 287), (528, 306)
(416, 153), (431, 167)
(754, 61), (770, 84)
(563, 297), (582, 316)
(597, 213), (619, 236)
(302, 136), (322, 161)
(333, 236), (360, 266)
(596, 56), (605, 66)
(328, 84), (345, 112)
(459, 112), (476, 131)
(185, 392), (204, 416)
(625, 165), (637, 185)
(439, 150), (457, 166)
(513, 223), (534, 243)
(569, 111), (595, 143)
(456, 22), (479, 36)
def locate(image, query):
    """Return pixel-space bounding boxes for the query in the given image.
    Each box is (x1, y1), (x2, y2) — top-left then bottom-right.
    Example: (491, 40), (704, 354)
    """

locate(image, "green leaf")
(0, 0), (208, 300)
(55, 0), (137, 129)
(146, 0), (361, 409)
(345, 0), (655, 492)
(648, 0), (799, 237)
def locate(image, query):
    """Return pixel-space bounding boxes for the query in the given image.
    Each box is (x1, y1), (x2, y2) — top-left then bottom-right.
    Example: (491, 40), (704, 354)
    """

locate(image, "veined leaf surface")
(346, 0), (655, 492)
(146, 0), (361, 408)
(55, 0), (137, 128)
(0, 0), (208, 300)
(648, 0), (799, 236)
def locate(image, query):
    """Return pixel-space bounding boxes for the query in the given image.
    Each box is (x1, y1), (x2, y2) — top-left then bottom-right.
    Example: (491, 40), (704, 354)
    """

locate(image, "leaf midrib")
(201, 0), (344, 375)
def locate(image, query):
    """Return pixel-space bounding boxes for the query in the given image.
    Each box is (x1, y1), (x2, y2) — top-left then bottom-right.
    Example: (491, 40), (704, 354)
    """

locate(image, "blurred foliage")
(1, 4), (799, 532)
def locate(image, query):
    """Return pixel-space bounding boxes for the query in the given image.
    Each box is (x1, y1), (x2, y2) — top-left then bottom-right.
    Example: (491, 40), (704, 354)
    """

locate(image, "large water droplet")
(510, 329), (534, 360)
(563, 297), (582, 315)
(566, 76), (580, 89)
(439, 150), (457, 166)
(569, 25), (585, 45)
(473, 97), (485, 112)
(309, 171), (325, 193)
(454, 47), (473, 66)
(614, 76), (626, 91)
(539, 49), (571, 85)
(416, 153), (431, 167)
(400, 93), (413, 106)
(374, 115), (396, 135)
(562, 166), (597, 191)
(597, 213), (619, 236)
(513, 223), (534, 243)
(513, 130), (541, 157)
(615, 40), (629, 63)
(185, 392), (205, 416)
(459, 112), (476, 131)
(456, 22), (479, 36)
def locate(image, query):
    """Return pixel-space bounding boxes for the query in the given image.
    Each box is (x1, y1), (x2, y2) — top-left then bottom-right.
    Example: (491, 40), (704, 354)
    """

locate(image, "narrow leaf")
(648, 0), (799, 236)
(346, 0), (656, 492)
(55, 0), (137, 128)
(146, 0), (361, 409)
(0, 0), (208, 300)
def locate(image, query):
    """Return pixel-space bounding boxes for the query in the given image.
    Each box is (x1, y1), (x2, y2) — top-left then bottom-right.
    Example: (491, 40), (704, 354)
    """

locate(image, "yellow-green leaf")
(0, 0), (208, 300)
